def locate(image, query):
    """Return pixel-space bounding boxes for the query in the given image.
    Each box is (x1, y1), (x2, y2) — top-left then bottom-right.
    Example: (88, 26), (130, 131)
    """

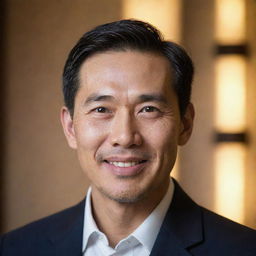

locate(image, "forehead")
(78, 50), (175, 99)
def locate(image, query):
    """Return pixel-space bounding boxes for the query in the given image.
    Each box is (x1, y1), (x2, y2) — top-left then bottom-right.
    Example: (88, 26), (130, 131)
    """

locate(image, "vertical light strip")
(122, 0), (181, 41)
(214, 0), (247, 223)
(215, 55), (246, 133)
(215, 0), (246, 44)
(215, 143), (245, 222)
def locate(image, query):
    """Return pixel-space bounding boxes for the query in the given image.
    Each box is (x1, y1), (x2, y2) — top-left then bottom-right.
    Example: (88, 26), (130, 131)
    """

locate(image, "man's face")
(61, 50), (193, 203)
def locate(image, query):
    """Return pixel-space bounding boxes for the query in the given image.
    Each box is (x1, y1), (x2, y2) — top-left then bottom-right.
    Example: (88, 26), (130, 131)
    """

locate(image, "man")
(0, 19), (255, 256)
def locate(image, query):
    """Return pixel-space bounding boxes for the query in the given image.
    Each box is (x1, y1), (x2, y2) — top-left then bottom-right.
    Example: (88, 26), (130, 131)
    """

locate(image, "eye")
(93, 107), (110, 113)
(94, 107), (107, 113)
(140, 106), (159, 113)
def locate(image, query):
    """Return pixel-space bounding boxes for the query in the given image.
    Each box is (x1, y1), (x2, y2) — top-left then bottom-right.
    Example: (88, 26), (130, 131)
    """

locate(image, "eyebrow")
(84, 94), (114, 105)
(84, 93), (168, 106)
(138, 94), (168, 104)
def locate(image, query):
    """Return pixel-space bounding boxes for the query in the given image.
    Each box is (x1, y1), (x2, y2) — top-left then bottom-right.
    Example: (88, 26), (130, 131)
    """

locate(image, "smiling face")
(61, 50), (194, 205)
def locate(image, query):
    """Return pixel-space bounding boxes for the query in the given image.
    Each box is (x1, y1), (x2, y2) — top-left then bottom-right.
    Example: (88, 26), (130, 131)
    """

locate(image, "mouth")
(102, 158), (148, 176)
(103, 160), (147, 168)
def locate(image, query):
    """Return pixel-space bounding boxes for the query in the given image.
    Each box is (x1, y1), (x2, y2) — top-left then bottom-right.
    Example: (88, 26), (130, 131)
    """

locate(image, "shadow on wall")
(0, 0), (6, 233)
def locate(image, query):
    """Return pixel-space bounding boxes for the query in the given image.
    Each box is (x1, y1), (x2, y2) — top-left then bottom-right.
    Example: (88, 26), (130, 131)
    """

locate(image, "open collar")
(83, 179), (174, 253)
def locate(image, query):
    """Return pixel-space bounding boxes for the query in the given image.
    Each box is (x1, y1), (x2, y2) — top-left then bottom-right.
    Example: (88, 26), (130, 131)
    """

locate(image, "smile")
(109, 161), (139, 167)
(103, 159), (147, 169)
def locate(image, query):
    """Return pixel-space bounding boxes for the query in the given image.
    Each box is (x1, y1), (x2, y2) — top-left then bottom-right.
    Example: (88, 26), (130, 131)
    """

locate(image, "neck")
(90, 183), (169, 247)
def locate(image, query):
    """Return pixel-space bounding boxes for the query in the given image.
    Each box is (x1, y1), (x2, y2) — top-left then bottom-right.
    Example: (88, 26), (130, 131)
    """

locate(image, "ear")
(178, 103), (195, 146)
(60, 106), (77, 149)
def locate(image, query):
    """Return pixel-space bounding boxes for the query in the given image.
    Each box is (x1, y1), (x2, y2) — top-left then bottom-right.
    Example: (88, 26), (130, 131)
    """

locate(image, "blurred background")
(0, 0), (255, 233)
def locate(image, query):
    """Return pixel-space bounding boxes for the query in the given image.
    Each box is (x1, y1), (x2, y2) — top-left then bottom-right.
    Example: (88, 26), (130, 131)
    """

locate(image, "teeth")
(109, 161), (138, 167)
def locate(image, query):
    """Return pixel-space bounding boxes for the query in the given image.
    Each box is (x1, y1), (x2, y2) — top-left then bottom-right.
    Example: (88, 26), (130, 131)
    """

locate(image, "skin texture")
(61, 50), (194, 246)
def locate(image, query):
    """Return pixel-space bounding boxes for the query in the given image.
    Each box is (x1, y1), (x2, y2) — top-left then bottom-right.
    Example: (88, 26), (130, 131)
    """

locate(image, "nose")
(109, 109), (142, 148)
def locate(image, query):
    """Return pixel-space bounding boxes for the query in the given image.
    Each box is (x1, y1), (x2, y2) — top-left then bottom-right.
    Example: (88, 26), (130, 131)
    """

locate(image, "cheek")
(141, 119), (179, 151)
(75, 119), (109, 152)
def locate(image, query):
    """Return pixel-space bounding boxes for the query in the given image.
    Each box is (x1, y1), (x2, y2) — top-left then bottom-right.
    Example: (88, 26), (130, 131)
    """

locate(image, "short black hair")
(63, 19), (194, 116)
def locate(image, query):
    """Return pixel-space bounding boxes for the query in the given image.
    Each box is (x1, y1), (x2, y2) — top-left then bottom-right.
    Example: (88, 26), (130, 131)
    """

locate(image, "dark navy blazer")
(1, 181), (256, 255)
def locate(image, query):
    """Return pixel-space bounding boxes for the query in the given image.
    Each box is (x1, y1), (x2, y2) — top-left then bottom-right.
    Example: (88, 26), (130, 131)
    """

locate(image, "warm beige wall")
(2, 0), (122, 233)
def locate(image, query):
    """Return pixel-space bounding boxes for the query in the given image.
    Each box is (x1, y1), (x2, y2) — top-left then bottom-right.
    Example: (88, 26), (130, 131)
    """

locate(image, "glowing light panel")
(215, 55), (246, 133)
(215, 143), (245, 223)
(122, 0), (181, 41)
(215, 0), (246, 44)
(214, 0), (247, 224)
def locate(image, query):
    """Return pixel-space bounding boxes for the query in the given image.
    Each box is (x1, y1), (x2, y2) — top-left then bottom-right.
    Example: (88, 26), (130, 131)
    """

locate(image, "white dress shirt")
(82, 179), (174, 256)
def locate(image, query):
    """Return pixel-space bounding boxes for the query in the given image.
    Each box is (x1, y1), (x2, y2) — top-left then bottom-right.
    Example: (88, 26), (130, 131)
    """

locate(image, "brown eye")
(95, 107), (108, 113)
(141, 106), (158, 112)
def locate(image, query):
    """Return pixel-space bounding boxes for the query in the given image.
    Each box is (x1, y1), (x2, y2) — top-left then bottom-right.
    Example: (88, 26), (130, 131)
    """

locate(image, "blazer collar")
(47, 199), (85, 256)
(150, 179), (203, 256)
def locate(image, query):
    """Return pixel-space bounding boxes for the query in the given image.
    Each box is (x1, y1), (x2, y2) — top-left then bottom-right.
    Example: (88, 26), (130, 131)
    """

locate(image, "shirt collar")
(131, 179), (174, 252)
(82, 179), (174, 253)
(82, 186), (100, 252)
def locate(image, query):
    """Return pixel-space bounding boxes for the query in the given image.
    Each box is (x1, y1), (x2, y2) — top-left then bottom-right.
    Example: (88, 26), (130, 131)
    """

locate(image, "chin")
(98, 185), (149, 204)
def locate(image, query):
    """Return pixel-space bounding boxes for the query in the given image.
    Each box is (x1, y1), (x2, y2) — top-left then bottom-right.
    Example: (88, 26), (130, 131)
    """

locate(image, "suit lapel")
(43, 181), (203, 256)
(150, 180), (203, 256)
(47, 199), (85, 256)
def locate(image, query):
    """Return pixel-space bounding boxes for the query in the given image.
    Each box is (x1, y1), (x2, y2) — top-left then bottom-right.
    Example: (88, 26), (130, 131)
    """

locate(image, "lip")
(102, 156), (148, 176)
(103, 156), (147, 162)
